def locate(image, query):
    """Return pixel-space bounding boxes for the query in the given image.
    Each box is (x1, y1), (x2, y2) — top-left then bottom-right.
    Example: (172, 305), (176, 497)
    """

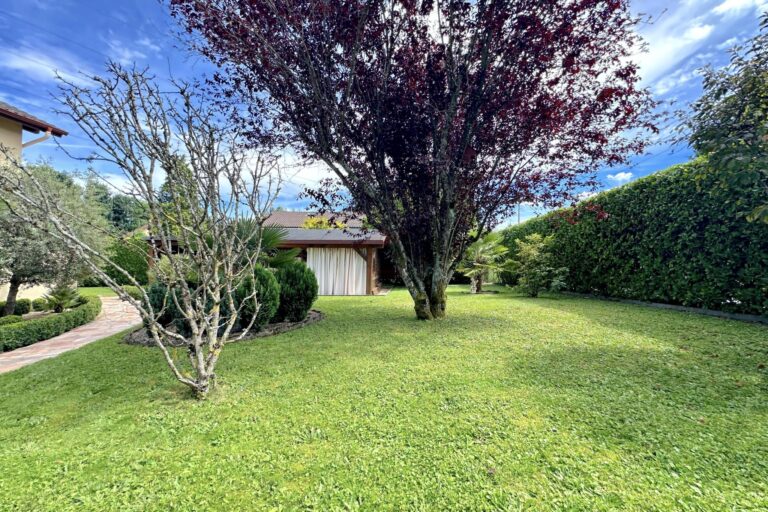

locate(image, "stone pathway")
(0, 297), (141, 374)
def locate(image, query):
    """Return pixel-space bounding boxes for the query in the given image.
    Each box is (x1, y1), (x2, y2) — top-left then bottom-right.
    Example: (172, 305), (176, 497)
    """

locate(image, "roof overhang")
(0, 105), (68, 137)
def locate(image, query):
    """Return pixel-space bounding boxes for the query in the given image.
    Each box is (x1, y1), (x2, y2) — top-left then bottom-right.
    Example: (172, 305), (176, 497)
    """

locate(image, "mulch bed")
(122, 310), (325, 347)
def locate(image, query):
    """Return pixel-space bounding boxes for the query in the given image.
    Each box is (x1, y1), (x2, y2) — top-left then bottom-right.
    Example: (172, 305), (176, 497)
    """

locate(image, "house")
(267, 211), (395, 296)
(0, 101), (67, 160)
(0, 100), (68, 302)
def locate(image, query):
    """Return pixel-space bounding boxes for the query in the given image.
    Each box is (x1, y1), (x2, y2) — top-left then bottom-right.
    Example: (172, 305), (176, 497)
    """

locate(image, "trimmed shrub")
(236, 265), (280, 332)
(500, 159), (768, 315)
(32, 298), (48, 312)
(0, 315), (23, 326)
(274, 260), (318, 322)
(0, 297), (102, 352)
(0, 299), (31, 317)
(123, 286), (143, 301)
(79, 274), (105, 287)
(105, 235), (150, 286)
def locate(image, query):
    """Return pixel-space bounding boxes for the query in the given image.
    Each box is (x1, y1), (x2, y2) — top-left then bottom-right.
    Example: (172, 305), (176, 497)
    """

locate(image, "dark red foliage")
(169, 0), (656, 317)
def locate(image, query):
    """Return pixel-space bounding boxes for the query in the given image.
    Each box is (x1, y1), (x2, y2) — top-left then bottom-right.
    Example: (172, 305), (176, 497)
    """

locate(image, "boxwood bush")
(274, 260), (318, 322)
(500, 159), (768, 315)
(0, 315), (23, 326)
(32, 298), (49, 312)
(236, 265), (280, 332)
(0, 299), (31, 317)
(0, 297), (102, 352)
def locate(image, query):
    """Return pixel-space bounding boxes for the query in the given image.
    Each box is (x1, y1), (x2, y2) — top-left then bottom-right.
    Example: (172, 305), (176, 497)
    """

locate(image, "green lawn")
(76, 286), (117, 298)
(0, 287), (766, 511)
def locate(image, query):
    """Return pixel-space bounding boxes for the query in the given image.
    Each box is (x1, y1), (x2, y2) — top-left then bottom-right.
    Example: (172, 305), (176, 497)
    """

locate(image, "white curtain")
(307, 248), (367, 295)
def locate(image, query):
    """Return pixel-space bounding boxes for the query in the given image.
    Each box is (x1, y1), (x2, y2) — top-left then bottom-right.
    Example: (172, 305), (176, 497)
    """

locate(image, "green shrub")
(0, 315), (23, 326)
(236, 265), (280, 332)
(0, 297), (101, 352)
(0, 299), (31, 316)
(32, 298), (48, 312)
(509, 234), (567, 297)
(44, 285), (82, 313)
(123, 286), (143, 301)
(500, 159), (768, 315)
(79, 274), (105, 287)
(105, 235), (150, 286)
(274, 260), (318, 322)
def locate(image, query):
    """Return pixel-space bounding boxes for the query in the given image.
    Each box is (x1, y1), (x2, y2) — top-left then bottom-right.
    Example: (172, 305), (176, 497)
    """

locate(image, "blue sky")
(1, 0), (766, 217)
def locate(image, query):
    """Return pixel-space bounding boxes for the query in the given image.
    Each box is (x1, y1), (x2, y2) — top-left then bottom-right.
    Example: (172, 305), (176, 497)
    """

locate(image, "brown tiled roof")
(0, 100), (68, 136)
(266, 211), (364, 228)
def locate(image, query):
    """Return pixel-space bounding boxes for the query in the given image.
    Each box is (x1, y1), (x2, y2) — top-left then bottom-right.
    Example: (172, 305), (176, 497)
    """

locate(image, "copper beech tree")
(0, 64), (281, 398)
(170, 0), (656, 319)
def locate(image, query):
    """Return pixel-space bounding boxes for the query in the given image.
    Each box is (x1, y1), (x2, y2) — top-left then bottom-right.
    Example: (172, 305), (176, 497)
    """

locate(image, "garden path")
(0, 297), (140, 374)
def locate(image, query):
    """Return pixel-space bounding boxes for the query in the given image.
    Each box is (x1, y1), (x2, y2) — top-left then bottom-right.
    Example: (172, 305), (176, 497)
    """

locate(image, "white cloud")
(106, 39), (147, 66)
(0, 44), (93, 86)
(713, 0), (768, 16)
(654, 68), (699, 95)
(607, 172), (633, 183)
(717, 36), (742, 49)
(137, 37), (162, 53)
(634, 16), (714, 86)
(575, 191), (598, 201)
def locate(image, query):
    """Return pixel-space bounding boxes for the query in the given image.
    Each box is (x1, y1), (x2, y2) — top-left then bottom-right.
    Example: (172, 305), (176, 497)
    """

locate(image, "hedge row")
(0, 299), (31, 316)
(0, 315), (22, 326)
(0, 297), (102, 352)
(500, 159), (768, 315)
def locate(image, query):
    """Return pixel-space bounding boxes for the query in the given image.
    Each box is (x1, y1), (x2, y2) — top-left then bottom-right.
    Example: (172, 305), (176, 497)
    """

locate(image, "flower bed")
(0, 296), (102, 352)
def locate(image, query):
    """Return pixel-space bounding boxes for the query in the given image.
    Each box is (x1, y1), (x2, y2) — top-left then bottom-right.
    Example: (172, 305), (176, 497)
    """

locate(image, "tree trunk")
(410, 276), (448, 320)
(3, 275), (21, 316)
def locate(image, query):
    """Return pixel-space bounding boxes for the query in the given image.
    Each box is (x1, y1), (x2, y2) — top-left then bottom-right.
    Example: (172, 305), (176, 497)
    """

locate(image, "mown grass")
(76, 287), (117, 298)
(0, 286), (765, 511)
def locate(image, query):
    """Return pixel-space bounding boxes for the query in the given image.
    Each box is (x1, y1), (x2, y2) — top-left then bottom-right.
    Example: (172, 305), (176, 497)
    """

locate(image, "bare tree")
(0, 63), (281, 398)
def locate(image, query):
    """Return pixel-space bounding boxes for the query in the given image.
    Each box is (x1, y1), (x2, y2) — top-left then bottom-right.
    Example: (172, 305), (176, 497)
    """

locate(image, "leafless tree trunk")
(0, 63), (281, 398)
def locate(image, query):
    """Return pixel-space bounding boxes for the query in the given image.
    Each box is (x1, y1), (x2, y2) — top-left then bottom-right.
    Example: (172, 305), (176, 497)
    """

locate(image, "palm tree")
(235, 219), (300, 269)
(457, 233), (509, 294)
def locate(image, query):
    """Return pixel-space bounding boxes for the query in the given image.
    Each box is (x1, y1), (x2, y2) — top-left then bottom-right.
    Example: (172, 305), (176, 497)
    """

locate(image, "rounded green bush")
(32, 298), (48, 312)
(274, 260), (318, 322)
(236, 265), (280, 332)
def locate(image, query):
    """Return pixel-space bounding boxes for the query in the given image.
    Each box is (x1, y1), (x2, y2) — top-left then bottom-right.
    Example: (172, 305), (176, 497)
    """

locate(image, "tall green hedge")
(500, 159), (768, 315)
(0, 296), (102, 352)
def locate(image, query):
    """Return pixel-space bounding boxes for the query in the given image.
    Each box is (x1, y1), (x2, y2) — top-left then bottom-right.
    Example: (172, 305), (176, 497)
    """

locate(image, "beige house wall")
(0, 117), (23, 159)
(0, 283), (50, 302)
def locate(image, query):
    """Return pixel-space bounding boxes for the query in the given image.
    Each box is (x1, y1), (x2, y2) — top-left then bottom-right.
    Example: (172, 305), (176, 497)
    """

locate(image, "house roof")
(277, 227), (387, 247)
(266, 211), (364, 228)
(0, 101), (68, 137)
(267, 211), (387, 247)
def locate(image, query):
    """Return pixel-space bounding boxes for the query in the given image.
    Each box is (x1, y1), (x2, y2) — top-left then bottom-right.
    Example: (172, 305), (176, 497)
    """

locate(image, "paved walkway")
(0, 297), (141, 374)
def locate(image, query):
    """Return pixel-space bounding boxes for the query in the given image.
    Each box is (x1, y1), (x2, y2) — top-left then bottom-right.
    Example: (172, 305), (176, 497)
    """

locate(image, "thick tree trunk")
(3, 275), (21, 316)
(410, 275), (448, 320)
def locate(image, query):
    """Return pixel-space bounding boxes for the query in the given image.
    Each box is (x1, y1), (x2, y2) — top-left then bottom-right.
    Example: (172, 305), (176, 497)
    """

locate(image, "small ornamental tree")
(169, 0), (656, 319)
(457, 232), (508, 294)
(0, 64), (281, 398)
(510, 234), (567, 298)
